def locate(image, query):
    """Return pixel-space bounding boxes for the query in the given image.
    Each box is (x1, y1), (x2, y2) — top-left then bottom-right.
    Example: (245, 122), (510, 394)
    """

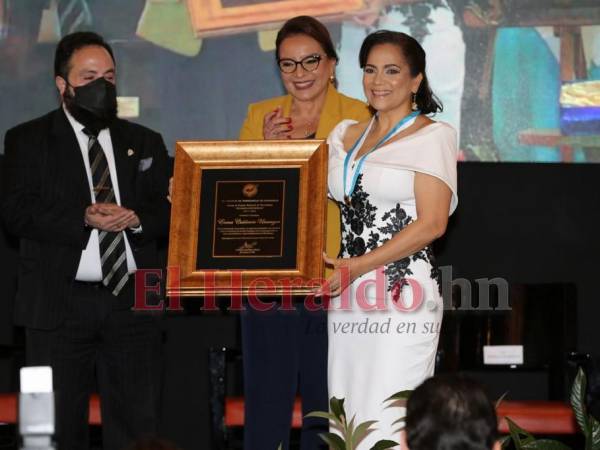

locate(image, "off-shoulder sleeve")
(418, 124), (458, 215)
(326, 120), (358, 202)
(369, 122), (459, 215)
(326, 119), (356, 171)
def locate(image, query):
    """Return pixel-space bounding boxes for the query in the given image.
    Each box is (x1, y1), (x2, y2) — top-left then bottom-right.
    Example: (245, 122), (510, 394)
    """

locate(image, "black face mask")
(63, 77), (118, 133)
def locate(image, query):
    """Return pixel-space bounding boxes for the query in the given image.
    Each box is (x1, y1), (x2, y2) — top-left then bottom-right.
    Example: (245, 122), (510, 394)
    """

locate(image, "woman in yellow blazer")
(238, 15), (371, 450)
(239, 31), (371, 274)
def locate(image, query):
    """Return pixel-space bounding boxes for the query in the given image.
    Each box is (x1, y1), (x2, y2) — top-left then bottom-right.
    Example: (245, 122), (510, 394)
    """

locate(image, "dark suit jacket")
(1, 108), (171, 330)
(0, 155), (19, 345)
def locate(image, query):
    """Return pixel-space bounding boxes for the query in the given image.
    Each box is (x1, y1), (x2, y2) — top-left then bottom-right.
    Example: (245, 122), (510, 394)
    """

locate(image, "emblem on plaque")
(242, 183), (259, 198)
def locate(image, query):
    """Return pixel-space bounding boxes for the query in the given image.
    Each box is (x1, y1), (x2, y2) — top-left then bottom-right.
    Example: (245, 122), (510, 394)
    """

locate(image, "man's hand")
(85, 203), (140, 232)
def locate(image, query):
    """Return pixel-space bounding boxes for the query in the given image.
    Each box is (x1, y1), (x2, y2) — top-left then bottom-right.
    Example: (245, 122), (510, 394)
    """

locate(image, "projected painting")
(332, 0), (600, 163)
(185, 0), (363, 36)
(0, 0), (599, 162)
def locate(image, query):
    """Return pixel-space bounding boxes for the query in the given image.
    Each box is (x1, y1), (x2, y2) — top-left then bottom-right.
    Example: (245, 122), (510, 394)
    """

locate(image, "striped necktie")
(83, 128), (129, 296)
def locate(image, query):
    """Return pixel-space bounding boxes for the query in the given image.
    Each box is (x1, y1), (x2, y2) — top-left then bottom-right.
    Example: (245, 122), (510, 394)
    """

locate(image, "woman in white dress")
(318, 30), (458, 448)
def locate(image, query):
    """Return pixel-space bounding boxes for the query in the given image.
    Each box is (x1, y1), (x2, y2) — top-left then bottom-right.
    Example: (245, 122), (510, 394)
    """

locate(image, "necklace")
(291, 101), (321, 138)
(301, 117), (318, 137)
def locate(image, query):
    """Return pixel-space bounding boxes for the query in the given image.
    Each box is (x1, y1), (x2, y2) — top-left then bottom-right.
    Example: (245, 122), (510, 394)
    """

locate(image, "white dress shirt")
(63, 106), (138, 281)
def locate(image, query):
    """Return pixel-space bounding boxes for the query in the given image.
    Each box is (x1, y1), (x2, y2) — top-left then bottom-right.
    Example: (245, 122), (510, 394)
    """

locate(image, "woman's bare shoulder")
(420, 115), (436, 126)
(341, 120), (370, 152)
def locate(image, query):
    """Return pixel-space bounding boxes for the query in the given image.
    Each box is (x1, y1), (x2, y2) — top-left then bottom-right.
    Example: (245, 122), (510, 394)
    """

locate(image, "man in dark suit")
(1, 32), (170, 450)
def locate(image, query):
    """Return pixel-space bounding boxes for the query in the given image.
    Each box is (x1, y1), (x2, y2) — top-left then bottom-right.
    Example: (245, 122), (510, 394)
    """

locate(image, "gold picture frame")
(167, 139), (328, 297)
(185, 0), (364, 37)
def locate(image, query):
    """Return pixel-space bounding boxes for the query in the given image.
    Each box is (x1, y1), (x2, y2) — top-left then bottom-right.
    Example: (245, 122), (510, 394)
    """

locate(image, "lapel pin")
(127, 148), (134, 156)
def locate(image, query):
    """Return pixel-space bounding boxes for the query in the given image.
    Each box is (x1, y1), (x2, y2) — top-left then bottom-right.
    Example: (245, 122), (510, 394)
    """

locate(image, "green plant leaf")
(506, 417), (535, 450)
(352, 420), (378, 448)
(391, 416), (406, 428)
(277, 444), (283, 450)
(496, 391), (508, 409)
(384, 390), (412, 403)
(330, 397), (347, 423)
(306, 411), (339, 422)
(499, 435), (512, 448)
(369, 439), (399, 450)
(348, 414), (356, 431)
(346, 414), (356, 446)
(318, 432), (346, 450)
(522, 434), (537, 446)
(506, 417), (534, 438)
(591, 416), (600, 450)
(507, 424), (523, 449)
(570, 368), (591, 443)
(522, 439), (573, 450)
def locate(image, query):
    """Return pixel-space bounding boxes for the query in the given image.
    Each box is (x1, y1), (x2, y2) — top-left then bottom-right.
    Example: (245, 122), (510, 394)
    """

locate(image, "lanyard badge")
(343, 111), (420, 206)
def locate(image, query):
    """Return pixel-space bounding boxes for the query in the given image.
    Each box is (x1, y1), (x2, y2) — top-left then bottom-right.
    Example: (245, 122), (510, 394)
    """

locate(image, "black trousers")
(241, 301), (328, 450)
(26, 282), (163, 450)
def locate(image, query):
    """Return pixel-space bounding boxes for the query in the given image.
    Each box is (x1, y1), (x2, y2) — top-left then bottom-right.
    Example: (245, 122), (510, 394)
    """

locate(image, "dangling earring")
(411, 92), (418, 111)
(329, 74), (335, 84)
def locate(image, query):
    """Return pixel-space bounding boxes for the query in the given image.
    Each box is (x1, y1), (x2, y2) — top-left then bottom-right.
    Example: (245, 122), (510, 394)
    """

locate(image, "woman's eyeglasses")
(277, 54), (322, 73)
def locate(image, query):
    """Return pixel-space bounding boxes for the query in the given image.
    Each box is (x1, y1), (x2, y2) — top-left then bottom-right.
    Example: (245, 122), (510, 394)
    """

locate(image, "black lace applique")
(413, 245), (442, 295)
(366, 231), (380, 251)
(379, 204), (441, 295)
(379, 204), (412, 236)
(340, 175), (377, 258)
(338, 176), (442, 296)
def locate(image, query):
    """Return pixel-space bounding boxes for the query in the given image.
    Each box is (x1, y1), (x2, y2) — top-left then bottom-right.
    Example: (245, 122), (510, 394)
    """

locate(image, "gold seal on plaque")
(242, 183), (259, 198)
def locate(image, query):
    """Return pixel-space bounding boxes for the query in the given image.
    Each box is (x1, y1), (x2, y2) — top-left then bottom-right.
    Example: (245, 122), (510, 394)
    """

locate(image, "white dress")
(326, 119), (458, 449)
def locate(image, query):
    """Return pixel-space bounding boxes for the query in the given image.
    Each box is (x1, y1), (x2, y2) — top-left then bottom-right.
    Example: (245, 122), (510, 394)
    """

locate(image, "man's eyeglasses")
(277, 54), (322, 74)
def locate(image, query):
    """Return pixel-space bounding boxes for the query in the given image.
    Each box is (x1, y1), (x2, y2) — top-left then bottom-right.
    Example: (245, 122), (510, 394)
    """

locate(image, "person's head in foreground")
(403, 374), (500, 450)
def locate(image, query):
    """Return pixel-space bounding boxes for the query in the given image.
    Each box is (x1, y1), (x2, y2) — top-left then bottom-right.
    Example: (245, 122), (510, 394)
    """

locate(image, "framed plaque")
(185, 0), (364, 37)
(167, 140), (328, 297)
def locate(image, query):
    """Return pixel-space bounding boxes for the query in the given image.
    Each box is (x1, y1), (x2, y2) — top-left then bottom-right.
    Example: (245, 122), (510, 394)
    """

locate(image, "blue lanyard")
(343, 110), (420, 204)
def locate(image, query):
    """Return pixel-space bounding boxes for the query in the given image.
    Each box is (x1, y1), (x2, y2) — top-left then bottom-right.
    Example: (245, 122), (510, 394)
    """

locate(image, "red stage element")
(0, 393), (101, 425)
(225, 396), (303, 428)
(225, 397), (578, 435)
(497, 401), (577, 434)
(0, 393), (578, 435)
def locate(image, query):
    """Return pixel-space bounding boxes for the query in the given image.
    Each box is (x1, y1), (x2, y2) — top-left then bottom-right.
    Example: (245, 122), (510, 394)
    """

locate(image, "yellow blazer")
(239, 85), (372, 269)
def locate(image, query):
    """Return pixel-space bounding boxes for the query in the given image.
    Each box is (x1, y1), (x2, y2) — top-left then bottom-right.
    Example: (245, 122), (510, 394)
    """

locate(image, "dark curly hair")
(406, 375), (498, 450)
